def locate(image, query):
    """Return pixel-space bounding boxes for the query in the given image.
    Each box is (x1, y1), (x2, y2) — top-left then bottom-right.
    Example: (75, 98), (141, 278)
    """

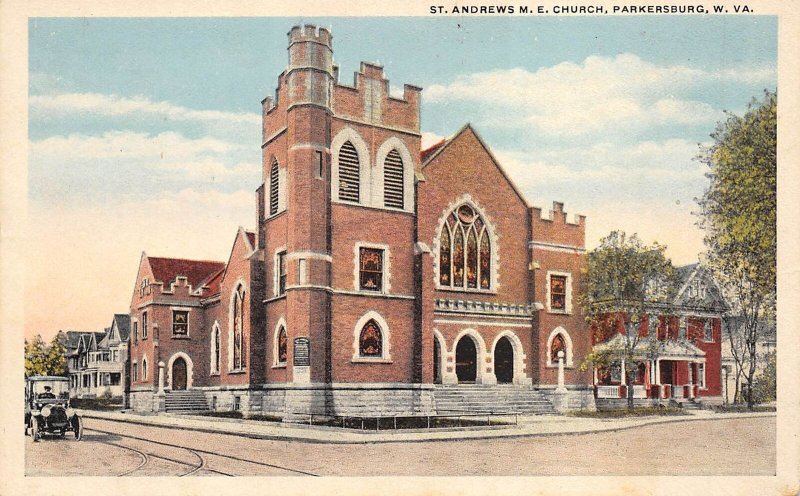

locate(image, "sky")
(26, 16), (777, 339)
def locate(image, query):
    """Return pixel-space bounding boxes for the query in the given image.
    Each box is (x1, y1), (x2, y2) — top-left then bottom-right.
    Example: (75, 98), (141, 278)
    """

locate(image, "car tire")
(30, 418), (40, 442)
(72, 416), (83, 441)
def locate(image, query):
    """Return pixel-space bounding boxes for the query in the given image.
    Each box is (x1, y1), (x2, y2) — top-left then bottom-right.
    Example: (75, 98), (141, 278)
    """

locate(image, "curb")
(77, 409), (777, 445)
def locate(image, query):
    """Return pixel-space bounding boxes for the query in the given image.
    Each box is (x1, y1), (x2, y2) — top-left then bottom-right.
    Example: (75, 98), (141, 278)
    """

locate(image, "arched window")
(232, 285), (245, 371)
(142, 356), (148, 381)
(359, 319), (383, 357)
(550, 334), (566, 363)
(269, 158), (280, 216)
(277, 326), (287, 364)
(210, 324), (221, 374)
(383, 149), (404, 209)
(439, 204), (492, 290)
(338, 141), (360, 203)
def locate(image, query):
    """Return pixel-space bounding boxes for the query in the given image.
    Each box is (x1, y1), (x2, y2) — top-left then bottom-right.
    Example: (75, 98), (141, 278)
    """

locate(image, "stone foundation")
(536, 385), (596, 412)
(128, 389), (158, 412)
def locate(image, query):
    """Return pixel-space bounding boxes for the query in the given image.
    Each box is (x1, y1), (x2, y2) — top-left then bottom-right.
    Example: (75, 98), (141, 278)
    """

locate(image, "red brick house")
(127, 24), (599, 416)
(591, 264), (727, 408)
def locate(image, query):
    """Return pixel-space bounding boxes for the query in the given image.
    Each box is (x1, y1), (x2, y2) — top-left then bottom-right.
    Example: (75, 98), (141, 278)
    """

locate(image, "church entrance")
(433, 338), (442, 384)
(494, 336), (514, 384)
(172, 357), (187, 390)
(455, 336), (478, 383)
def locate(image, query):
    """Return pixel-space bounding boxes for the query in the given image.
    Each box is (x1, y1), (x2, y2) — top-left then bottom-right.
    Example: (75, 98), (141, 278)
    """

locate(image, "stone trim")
(166, 352), (193, 390)
(352, 242), (392, 295)
(331, 126), (371, 205)
(351, 310), (393, 362)
(373, 136), (415, 213)
(433, 318), (532, 329)
(433, 298), (532, 318)
(545, 270), (573, 314)
(545, 326), (574, 368)
(529, 240), (585, 254)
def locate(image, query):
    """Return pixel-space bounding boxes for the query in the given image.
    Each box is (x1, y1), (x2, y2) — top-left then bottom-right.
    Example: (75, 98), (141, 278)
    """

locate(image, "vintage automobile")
(24, 376), (82, 442)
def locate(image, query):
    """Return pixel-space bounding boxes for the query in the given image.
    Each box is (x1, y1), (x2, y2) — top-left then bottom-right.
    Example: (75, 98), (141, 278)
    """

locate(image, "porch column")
(620, 359), (626, 386)
(556, 351), (566, 392)
(157, 361), (166, 394)
(688, 362), (695, 400)
(593, 366), (598, 385)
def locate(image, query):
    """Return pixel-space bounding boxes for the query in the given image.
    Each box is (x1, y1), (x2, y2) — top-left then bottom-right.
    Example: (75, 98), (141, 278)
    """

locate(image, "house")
(66, 314), (130, 399)
(592, 264), (727, 408)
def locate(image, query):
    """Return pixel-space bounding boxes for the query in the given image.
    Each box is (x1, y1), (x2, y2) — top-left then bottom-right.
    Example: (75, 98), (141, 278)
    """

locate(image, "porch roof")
(594, 334), (706, 361)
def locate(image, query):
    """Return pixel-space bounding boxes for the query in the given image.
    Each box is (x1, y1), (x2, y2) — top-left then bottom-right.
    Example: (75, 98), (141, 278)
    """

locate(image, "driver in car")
(38, 386), (56, 399)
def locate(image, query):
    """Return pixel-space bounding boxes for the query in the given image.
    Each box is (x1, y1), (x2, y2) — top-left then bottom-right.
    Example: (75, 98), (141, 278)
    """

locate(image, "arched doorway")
(172, 357), (187, 390)
(455, 336), (477, 383)
(433, 338), (442, 384)
(494, 336), (514, 384)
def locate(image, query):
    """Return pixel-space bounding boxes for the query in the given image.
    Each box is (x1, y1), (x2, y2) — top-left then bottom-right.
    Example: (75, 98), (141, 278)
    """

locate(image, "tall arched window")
(277, 326), (287, 364)
(359, 319), (383, 358)
(338, 141), (360, 202)
(383, 149), (404, 209)
(439, 204), (491, 290)
(232, 285), (245, 370)
(550, 334), (566, 363)
(210, 324), (221, 374)
(269, 158), (280, 215)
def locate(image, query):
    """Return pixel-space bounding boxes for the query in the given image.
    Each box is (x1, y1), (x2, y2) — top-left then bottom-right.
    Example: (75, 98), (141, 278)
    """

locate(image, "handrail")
(285, 410), (521, 430)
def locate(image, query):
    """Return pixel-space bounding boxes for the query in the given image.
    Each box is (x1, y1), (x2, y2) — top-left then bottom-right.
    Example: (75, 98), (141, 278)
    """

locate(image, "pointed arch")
(490, 330), (529, 385)
(351, 311), (392, 362)
(374, 136), (415, 211)
(332, 127), (370, 204)
(228, 279), (247, 372)
(273, 317), (288, 367)
(546, 326), (574, 367)
(210, 321), (221, 375)
(166, 352), (194, 390)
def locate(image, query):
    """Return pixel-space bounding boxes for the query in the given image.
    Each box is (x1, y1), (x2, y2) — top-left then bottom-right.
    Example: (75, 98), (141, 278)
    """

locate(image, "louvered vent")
(269, 160), (279, 215)
(338, 141), (360, 202)
(384, 149), (404, 209)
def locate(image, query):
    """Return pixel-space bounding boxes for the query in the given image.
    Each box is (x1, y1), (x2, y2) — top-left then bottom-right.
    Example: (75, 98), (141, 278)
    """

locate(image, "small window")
(142, 312), (148, 339)
(359, 319), (383, 357)
(233, 396), (241, 411)
(277, 251), (287, 296)
(704, 320), (713, 342)
(133, 321), (138, 343)
(269, 159), (280, 216)
(550, 334), (566, 363)
(359, 248), (383, 292)
(679, 317), (687, 339)
(698, 363), (706, 388)
(142, 357), (148, 381)
(132, 361), (138, 382)
(315, 150), (324, 178)
(277, 326), (287, 364)
(172, 310), (189, 336)
(550, 275), (567, 310)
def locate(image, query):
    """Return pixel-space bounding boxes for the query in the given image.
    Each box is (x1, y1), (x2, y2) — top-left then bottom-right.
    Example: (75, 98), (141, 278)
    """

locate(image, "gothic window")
(359, 319), (383, 357)
(172, 310), (188, 336)
(338, 141), (360, 203)
(277, 251), (287, 296)
(359, 248), (383, 292)
(142, 356), (148, 381)
(142, 311), (149, 339)
(550, 334), (566, 363)
(269, 159), (280, 216)
(383, 149), (404, 209)
(550, 276), (567, 310)
(211, 326), (220, 374)
(132, 361), (138, 382)
(277, 326), (287, 364)
(439, 203), (492, 290)
(232, 286), (245, 370)
(133, 321), (138, 344)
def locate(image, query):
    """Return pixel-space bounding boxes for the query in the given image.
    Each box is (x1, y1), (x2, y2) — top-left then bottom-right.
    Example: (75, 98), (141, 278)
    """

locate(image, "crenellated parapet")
(529, 201), (586, 249)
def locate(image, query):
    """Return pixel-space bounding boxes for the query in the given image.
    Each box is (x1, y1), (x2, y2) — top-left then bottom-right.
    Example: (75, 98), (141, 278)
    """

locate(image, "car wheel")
(30, 418), (40, 442)
(72, 416), (83, 441)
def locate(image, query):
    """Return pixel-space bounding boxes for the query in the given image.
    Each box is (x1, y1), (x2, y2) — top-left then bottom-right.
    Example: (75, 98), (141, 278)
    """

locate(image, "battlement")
(288, 24), (332, 47)
(529, 201), (586, 248)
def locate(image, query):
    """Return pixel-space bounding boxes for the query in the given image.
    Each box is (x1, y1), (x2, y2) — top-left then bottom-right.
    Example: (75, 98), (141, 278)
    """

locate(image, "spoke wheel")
(72, 416), (83, 441)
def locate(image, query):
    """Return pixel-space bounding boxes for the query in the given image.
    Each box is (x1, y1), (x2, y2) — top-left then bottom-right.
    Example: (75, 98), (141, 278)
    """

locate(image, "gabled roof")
(147, 256), (226, 291)
(672, 263), (728, 312)
(111, 314), (131, 341)
(421, 123), (530, 208)
(420, 138), (447, 163)
(199, 267), (225, 298)
(245, 231), (256, 249)
(595, 334), (706, 360)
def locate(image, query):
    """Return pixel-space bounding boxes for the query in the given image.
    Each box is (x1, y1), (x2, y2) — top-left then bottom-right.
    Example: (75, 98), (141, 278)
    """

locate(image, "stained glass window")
(438, 203), (491, 290)
(550, 334), (565, 363)
(359, 248), (383, 292)
(233, 286), (245, 370)
(550, 275), (566, 310)
(359, 319), (383, 357)
(213, 327), (220, 373)
(172, 310), (187, 336)
(277, 326), (287, 364)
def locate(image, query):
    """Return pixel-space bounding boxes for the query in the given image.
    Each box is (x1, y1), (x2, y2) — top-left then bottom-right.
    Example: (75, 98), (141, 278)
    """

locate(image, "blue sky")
(27, 16), (777, 336)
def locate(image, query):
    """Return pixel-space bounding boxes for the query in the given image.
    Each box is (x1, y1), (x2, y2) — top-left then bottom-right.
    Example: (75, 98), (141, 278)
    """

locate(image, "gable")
(674, 266), (728, 312)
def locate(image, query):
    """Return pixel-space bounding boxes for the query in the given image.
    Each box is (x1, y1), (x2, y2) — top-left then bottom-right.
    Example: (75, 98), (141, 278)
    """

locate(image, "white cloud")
(421, 131), (446, 150)
(425, 54), (773, 137)
(30, 92), (260, 126)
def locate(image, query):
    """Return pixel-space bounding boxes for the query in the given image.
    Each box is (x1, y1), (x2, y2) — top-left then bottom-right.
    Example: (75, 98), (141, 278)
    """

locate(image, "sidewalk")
(77, 408), (776, 444)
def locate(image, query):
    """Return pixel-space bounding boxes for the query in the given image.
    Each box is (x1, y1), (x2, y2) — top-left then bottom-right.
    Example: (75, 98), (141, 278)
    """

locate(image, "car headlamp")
(41, 405), (52, 417)
(66, 408), (75, 418)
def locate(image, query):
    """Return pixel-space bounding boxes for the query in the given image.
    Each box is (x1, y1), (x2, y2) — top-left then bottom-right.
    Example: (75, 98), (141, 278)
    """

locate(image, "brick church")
(126, 25), (722, 416)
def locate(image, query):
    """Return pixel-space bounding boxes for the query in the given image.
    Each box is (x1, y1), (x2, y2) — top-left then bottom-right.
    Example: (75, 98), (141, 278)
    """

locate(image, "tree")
(580, 231), (675, 409)
(696, 90), (776, 409)
(24, 332), (69, 377)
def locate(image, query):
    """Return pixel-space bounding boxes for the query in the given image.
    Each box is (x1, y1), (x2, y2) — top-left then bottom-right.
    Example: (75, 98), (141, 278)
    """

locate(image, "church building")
(127, 24), (610, 416)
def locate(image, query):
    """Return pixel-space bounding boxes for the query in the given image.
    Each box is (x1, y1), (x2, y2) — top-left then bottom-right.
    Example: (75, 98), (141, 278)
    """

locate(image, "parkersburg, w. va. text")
(429, 4), (754, 14)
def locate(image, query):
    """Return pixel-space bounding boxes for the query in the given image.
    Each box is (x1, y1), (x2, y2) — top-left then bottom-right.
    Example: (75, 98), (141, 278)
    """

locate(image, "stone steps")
(433, 385), (557, 415)
(164, 390), (209, 413)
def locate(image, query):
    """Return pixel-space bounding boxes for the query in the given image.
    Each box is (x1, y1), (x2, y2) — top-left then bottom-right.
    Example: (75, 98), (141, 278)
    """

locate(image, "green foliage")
(24, 332), (69, 377)
(751, 352), (776, 404)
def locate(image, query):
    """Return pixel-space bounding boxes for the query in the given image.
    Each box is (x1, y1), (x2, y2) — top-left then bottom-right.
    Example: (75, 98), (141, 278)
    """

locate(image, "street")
(25, 415), (775, 476)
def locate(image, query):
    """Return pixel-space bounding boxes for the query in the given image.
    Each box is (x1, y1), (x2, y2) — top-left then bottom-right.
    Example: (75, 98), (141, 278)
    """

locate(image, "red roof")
(245, 231), (256, 248)
(199, 267), (226, 297)
(420, 138), (447, 163)
(147, 257), (226, 292)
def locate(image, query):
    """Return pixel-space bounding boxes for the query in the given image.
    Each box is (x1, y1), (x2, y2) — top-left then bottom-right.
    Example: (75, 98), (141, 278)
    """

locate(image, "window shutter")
(383, 149), (404, 209)
(269, 160), (280, 215)
(338, 141), (360, 202)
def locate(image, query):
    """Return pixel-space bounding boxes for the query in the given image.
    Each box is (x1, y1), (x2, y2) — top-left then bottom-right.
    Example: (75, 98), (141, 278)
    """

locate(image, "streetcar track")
(109, 442), (149, 476)
(85, 427), (317, 476)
